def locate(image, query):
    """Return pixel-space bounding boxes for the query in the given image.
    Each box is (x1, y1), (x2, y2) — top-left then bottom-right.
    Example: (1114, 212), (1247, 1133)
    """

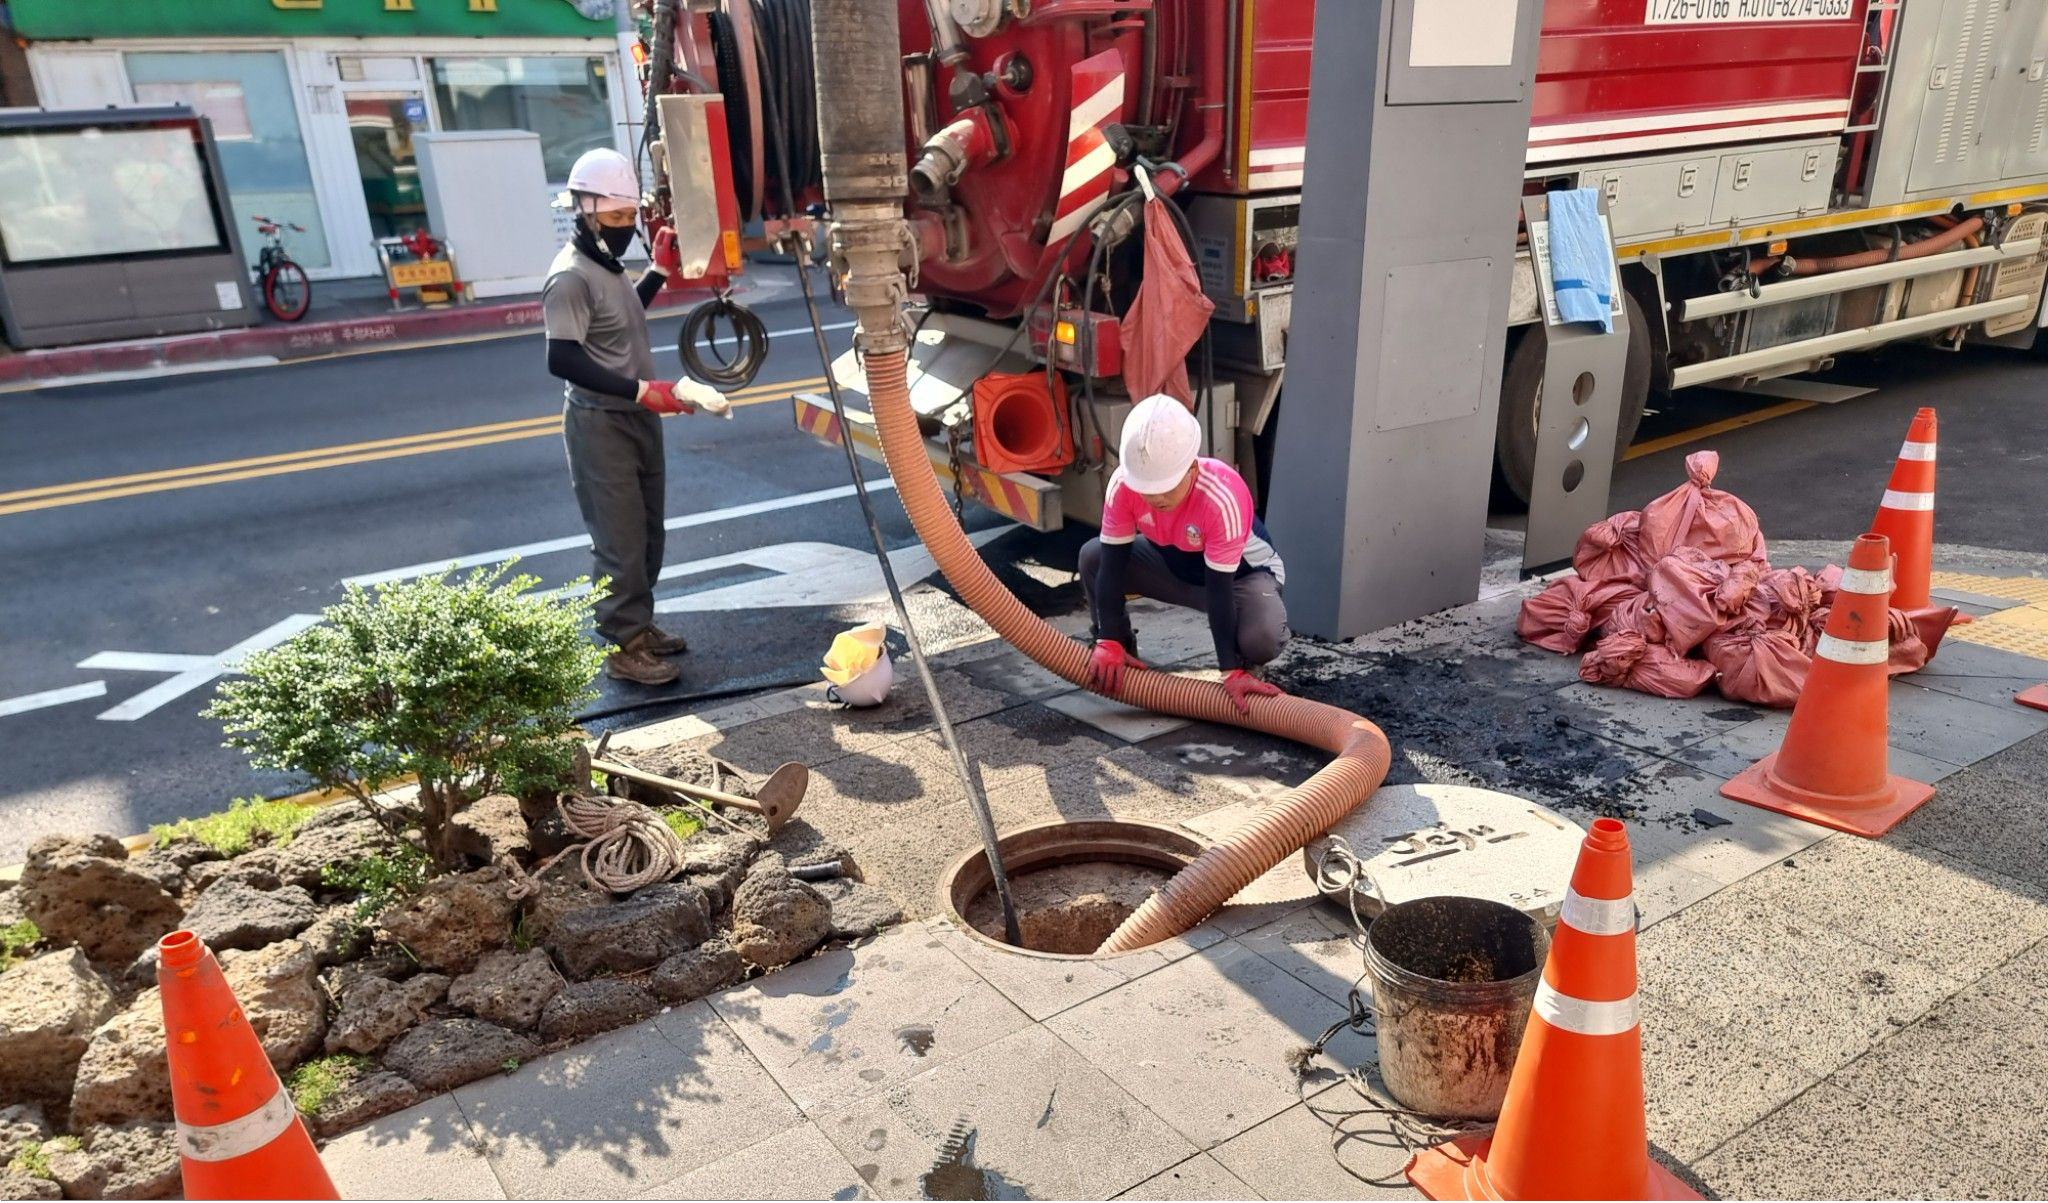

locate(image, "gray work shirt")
(541, 244), (655, 411)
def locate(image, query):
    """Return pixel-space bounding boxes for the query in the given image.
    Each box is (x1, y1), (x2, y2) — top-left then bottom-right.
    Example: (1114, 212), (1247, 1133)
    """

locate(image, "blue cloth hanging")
(1548, 187), (1614, 332)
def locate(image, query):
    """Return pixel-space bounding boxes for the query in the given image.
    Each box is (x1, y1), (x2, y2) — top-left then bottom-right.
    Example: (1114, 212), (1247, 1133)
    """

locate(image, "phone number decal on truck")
(1645, 0), (1855, 22)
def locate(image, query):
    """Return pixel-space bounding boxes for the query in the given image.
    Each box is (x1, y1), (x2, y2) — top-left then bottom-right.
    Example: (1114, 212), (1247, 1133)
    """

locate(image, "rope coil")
(559, 794), (688, 893)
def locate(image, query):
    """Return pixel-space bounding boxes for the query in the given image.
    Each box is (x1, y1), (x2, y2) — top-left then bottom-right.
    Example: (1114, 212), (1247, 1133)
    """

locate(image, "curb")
(0, 291), (707, 391)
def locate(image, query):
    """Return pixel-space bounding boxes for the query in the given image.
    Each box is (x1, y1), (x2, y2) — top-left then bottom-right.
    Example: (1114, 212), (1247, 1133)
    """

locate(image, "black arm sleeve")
(1090, 541), (1135, 647)
(546, 339), (640, 403)
(636, 270), (664, 308)
(1205, 567), (1244, 672)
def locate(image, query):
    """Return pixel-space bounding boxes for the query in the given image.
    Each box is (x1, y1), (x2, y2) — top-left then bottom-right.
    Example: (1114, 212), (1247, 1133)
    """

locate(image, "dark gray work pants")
(563, 403), (665, 648)
(1077, 537), (1291, 667)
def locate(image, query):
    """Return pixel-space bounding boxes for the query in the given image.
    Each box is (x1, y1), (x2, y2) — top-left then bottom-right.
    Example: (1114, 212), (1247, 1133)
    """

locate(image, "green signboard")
(9, 0), (616, 41)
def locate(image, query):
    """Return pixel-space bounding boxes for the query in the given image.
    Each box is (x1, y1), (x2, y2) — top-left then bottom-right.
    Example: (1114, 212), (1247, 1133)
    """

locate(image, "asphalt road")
(0, 289), (1023, 860)
(3, 301), (2045, 861)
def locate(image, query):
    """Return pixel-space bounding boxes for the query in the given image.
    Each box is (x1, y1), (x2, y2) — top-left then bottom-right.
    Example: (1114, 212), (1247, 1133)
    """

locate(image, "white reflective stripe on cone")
(1880, 489), (1935, 512)
(1533, 980), (1640, 1037)
(1560, 888), (1636, 936)
(1898, 440), (1937, 462)
(177, 1088), (295, 1162)
(1817, 633), (1890, 665)
(1837, 566), (1893, 596)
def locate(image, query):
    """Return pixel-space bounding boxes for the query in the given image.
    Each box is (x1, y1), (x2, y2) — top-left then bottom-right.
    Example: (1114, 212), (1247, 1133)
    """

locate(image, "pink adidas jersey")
(1099, 457), (1284, 584)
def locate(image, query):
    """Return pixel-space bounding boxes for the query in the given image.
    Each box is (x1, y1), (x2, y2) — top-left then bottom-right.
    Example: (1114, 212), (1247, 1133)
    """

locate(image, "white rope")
(558, 794), (687, 893)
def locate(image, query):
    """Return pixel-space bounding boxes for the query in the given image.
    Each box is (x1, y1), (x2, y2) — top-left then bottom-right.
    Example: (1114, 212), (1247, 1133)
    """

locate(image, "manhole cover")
(1304, 784), (1585, 928)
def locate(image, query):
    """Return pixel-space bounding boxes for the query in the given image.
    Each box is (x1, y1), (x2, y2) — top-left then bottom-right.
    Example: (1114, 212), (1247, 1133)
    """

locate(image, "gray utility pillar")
(1266, 0), (1543, 639)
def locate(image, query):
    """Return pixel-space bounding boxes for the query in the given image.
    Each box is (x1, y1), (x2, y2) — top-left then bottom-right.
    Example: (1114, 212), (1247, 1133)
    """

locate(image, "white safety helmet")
(554, 147), (641, 214)
(821, 623), (895, 707)
(1118, 394), (1202, 494)
(826, 656), (895, 708)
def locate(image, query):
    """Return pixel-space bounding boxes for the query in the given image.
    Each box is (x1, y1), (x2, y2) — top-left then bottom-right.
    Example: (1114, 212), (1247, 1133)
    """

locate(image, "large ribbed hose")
(808, 0), (1389, 954)
(860, 349), (1392, 952)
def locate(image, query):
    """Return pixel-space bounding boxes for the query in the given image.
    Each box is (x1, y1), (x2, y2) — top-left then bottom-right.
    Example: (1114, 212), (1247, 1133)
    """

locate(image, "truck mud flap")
(792, 392), (1064, 532)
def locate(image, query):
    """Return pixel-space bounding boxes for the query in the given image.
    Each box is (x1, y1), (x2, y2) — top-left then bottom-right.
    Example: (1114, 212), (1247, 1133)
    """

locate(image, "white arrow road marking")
(0, 681), (109, 718)
(79, 614), (324, 721)
(654, 529), (1010, 613)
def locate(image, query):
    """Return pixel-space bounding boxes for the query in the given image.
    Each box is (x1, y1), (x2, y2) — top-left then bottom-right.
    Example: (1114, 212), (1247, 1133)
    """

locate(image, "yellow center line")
(1621, 399), (1815, 461)
(1, 376), (827, 516)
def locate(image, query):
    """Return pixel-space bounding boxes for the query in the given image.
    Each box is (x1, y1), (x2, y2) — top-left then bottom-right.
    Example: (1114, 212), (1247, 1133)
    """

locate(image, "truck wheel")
(1492, 290), (1651, 510)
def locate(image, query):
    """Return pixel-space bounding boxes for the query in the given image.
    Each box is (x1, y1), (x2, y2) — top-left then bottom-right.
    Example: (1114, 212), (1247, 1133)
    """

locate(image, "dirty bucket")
(1363, 894), (1548, 1119)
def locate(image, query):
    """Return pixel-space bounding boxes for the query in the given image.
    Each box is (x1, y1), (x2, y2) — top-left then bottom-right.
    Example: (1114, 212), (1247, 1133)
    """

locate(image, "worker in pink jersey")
(1079, 394), (1288, 714)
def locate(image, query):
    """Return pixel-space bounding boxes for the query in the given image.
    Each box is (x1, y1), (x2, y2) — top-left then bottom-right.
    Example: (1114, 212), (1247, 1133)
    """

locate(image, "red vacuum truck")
(637, 0), (2048, 527)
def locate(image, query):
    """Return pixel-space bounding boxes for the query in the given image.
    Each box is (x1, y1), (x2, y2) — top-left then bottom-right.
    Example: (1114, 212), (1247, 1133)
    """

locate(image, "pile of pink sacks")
(1517, 450), (1958, 707)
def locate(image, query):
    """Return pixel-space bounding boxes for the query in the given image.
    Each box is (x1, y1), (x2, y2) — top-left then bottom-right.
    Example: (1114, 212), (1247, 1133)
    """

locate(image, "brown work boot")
(643, 624), (689, 656)
(604, 634), (680, 685)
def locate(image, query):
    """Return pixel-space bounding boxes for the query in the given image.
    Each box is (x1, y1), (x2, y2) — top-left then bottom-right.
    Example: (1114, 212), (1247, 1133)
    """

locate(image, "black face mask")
(598, 225), (637, 257)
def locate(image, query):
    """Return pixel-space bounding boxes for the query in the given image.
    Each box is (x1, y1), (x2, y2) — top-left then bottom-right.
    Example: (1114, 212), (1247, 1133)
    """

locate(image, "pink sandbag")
(1760, 566), (1827, 642)
(1638, 450), (1767, 565)
(1517, 577), (1640, 655)
(1716, 559), (1765, 620)
(1574, 510), (1650, 586)
(1602, 588), (1665, 644)
(1705, 624), (1812, 708)
(1886, 605), (1961, 676)
(1646, 547), (1732, 654)
(1579, 630), (1718, 699)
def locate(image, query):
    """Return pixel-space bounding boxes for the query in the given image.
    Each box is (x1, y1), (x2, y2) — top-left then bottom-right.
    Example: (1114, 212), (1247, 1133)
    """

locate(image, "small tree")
(207, 564), (604, 870)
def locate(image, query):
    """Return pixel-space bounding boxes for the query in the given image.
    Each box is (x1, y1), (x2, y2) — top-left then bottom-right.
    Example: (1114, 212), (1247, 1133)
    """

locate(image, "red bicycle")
(250, 216), (312, 322)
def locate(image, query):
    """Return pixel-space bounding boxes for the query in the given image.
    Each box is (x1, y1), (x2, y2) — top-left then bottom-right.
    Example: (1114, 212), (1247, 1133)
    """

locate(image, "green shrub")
(0, 919), (40, 973)
(150, 796), (311, 857)
(323, 845), (432, 934)
(206, 564), (603, 870)
(660, 809), (703, 842)
(8, 1144), (50, 1180)
(286, 1054), (371, 1115)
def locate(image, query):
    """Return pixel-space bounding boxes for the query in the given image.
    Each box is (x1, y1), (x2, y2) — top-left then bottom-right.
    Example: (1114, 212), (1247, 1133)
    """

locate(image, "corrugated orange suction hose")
(860, 347), (1392, 953)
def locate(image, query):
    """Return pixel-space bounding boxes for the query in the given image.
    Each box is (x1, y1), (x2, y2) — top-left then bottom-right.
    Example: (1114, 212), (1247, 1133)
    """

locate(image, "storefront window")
(429, 56), (613, 184)
(126, 51), (331, 270)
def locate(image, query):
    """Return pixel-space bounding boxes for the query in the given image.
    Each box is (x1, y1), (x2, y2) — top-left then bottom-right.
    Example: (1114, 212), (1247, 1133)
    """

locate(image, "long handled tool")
(575, 733), (807, 833)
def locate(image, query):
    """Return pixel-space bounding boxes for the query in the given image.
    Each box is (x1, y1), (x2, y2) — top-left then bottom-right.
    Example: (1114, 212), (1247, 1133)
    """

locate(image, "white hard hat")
(1118, 394), (1202, 494)
(554, 147), (640, 213)
(826, 655), (894, 707)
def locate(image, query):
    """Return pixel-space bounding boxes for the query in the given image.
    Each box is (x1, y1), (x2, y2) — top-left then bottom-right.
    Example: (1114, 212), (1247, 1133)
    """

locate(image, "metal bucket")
(1363, 894), (1549, 1119)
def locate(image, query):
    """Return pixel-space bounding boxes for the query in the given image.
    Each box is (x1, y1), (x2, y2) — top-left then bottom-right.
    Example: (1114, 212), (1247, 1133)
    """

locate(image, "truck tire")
(1492, 290), (1651, 510)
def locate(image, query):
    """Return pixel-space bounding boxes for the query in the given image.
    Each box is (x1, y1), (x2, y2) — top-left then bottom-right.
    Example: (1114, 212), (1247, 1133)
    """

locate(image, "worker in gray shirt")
(544, 147), (728, 686)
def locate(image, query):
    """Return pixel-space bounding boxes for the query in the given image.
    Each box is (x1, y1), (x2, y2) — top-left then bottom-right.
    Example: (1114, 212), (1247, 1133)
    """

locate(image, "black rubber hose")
(679, 293), (770, 389)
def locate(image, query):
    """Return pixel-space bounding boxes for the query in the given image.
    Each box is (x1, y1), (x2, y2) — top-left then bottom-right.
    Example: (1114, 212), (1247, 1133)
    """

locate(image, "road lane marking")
(0, 681), (108, 718)
(0, 375), (828, 516)
(342, 478), (901, 586)
(78, 614), (324, 721)
(1622, 400), (1815, 461)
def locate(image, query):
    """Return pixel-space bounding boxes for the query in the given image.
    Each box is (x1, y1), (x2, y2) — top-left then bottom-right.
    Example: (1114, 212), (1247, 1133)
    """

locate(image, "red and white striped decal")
(1525, 99), (1851, 164)
(1048, 50), (1126, 246)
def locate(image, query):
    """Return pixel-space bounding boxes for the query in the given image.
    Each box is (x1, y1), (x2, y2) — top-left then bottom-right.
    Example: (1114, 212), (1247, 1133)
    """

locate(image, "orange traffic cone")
(1869, 407), (1936, 610)
(2019, 685), (2048, 713)
(1407, 818), (1699, 1201)
(158, 930), (338, 1201)
(1721, 532), (1935, 837)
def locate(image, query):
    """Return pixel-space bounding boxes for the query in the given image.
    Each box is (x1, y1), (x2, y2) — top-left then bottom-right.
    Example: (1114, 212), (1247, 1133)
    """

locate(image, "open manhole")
(938, 820), (1204, 958)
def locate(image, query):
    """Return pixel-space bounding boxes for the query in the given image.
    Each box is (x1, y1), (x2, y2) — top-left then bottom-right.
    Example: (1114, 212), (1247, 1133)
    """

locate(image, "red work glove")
(1222, 668), (1281, 715)
(1086, 639), (1145, 695)
(635, 379), (695, 415)
(650, 225), (682, 277)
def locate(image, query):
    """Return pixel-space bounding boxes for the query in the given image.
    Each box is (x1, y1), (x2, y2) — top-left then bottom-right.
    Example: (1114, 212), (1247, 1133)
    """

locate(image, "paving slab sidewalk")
(323, 553), (2048, 1201)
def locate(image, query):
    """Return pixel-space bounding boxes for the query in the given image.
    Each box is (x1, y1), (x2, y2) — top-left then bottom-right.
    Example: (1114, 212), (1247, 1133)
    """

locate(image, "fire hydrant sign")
(1645, 0), (1854, 22)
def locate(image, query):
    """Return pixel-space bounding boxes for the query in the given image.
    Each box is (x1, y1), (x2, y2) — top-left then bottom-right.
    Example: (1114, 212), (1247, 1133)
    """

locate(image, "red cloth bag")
(1119, 196), (1216, 405)
(1574, 511), (1650, 587)
(1579, 630), (1718, 699)
(1646, 547), (1733, 655)
(1518, 578), (1639, 654)
(1601, 588), (1665, 644)
(1638, 450), (1767, 565)
(1705, 625), (1811, 708)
